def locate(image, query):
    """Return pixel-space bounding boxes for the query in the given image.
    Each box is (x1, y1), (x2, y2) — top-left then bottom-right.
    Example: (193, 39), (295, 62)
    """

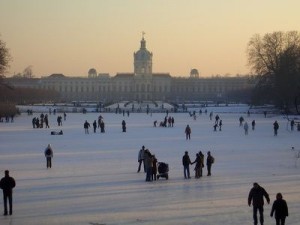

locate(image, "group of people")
(85, 117), (127, 134)
(32, 113), (50, 128)
(182, 151), (214, 179)
(154, 116), (175, 127)
(213, 114), (223, 131)
(137, 146), (158, 182)
(85, 115), (106, 134)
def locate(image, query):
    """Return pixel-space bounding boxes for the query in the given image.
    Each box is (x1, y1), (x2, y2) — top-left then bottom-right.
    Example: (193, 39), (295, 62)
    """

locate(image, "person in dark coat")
(185, 125), (191, 140)
(84, 120), (90, 134)
(93, 120), (97, 133)
(273, 121), (279, 136)
(144, 149), (153, 182)
(122, 120), (126, 132)
(100, 120), (105, 133)
(252, 120), (256, 130)
(206, 151), (214, 176)
(182, 151), (191, 179)
(290, 120), (294, 131)
(44, 144), (54, 168)
(152, 154), (158, 181)
(0, 170), (16, 215)
(270, 193), (288, 225)
(248, 182), (270, 225)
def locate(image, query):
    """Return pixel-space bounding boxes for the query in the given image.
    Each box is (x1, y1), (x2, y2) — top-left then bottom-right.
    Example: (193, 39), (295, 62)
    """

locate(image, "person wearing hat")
(44, 144), (54, 168)
(248, 182), (270, 225)
(0, 170), (16, 215)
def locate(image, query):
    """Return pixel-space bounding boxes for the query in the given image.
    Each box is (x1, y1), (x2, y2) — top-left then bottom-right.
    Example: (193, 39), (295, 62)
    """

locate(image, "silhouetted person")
(273, 121), (279, 136)
(44, 144), (54, 168)
(182, 151), (191, 179)
(122, 120), (126, 132)
(270, 193), (288, 225)
(248, 182), (270, 225)
(206, 151), (214, 176)
(185, 125), (191, 140)
(0, 170), (16, 216)
(93, 120), (97, 133)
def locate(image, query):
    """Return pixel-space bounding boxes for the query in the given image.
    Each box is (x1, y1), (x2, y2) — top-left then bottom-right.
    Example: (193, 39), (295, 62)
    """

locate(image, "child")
(270, 193), (288, 225)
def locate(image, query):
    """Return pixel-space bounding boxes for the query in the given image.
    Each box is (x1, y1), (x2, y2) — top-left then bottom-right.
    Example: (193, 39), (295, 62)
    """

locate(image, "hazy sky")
(1, 0), (300, 78)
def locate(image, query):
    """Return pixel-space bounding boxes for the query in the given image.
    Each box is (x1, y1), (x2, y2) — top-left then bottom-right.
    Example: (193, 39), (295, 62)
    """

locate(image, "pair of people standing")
(182, 151), (214, 179)
(248, 182), (288, 225)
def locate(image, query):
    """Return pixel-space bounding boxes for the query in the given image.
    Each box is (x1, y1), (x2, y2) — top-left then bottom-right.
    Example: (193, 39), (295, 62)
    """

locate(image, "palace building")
(6, 36), (255, 104)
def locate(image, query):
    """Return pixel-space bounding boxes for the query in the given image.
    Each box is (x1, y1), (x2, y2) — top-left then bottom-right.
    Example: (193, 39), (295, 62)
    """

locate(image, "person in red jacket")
(0, 170), (16, 216)
(270, 193), (289, 225)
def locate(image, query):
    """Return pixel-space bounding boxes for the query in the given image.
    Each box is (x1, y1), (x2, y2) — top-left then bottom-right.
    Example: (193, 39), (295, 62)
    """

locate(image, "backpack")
(211, 156), (215, 164)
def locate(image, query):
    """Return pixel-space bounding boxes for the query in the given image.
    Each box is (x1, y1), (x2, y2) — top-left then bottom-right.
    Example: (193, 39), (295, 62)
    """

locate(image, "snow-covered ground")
(0, 108), (300, 225)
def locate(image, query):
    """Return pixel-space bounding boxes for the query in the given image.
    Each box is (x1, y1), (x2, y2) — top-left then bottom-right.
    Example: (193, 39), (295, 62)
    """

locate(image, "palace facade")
(6, 37), (255, 103)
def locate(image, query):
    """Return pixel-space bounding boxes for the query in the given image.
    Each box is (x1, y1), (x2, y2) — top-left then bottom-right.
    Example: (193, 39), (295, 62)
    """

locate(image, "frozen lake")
(0, 109), (300, 225)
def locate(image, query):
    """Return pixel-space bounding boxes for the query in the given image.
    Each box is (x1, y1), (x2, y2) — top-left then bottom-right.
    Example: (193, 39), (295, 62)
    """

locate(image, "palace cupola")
(134, 34), (153, 76)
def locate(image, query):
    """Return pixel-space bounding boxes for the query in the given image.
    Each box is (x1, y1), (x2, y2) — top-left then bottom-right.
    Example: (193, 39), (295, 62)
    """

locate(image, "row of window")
(44, 84), (243, 93)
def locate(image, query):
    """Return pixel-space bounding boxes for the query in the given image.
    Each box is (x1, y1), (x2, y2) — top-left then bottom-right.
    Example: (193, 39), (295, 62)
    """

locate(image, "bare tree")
(247, 31), (300, 110)
(23, 65), (33, 78)
(0, 36), (11, 76)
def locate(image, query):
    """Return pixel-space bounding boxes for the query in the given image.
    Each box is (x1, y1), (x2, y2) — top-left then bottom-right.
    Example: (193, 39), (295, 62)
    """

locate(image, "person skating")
(270, 193), (288, 225)
(0, 170), (16, 216)
(248, 182), (270, 225)
(44, 144), (54, 168)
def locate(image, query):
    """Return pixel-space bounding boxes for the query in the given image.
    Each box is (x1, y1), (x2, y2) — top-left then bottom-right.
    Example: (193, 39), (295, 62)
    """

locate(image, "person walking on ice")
(44, 144), (54, 168)
(270, 193), (288, 225)
(248, 182), (270, 225)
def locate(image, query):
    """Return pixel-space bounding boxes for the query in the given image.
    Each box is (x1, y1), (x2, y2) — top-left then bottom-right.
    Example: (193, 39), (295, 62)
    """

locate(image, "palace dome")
(134, 38), (152, 60)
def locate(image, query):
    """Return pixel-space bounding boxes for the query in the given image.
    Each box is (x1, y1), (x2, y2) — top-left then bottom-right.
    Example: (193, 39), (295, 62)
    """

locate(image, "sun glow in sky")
(1, 0), (300, 77)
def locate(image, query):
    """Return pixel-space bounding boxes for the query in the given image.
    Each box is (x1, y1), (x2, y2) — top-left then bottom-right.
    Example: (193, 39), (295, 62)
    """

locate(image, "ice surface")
(0, 108), (300, 225)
